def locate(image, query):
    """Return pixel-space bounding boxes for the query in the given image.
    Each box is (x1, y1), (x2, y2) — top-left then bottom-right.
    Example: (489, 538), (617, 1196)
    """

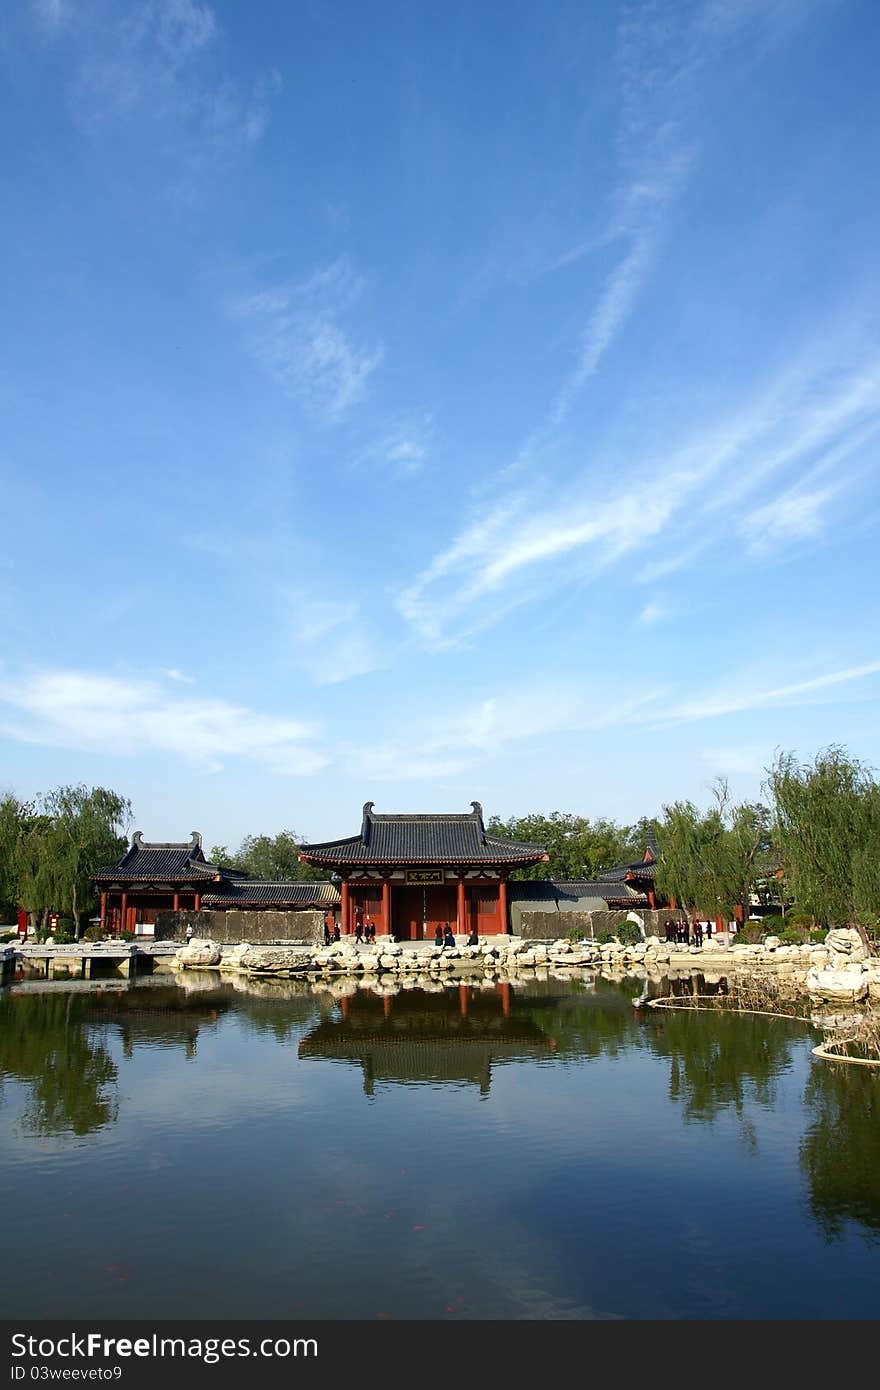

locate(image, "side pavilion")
(299, 801), (549, 939)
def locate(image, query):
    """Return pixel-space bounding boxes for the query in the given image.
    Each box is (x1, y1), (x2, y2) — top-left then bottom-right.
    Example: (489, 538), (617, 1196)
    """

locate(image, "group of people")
(433, 922), (479, 948)
(323, 908), (480, 948)
(664, 917), (713, 946)
(354, 911), (377, 945)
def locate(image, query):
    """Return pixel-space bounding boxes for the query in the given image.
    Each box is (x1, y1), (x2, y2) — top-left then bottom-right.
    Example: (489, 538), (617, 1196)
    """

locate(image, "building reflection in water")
(298, 982), (557, 1096)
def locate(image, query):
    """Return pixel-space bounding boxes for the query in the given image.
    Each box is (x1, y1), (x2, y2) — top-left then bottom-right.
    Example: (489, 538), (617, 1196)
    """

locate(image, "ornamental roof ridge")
(129, 830), (203, 853)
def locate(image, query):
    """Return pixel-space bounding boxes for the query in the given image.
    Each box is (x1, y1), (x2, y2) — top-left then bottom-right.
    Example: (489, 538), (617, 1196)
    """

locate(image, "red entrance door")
(425, 885), (457, 940)
(392, 885), (458, 940)
(395, 887), (424, 941)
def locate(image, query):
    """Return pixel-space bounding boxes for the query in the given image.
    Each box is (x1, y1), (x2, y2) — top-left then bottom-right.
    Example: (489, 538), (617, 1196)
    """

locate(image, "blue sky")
(2, 0), (879, 848)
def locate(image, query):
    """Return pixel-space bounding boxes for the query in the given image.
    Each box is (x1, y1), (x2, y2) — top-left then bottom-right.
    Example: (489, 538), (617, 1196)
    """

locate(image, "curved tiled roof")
(201, 881), (340, 908)
(301, 801), (548, 867)
(508, 879), (649, 906)
(94, 831), (225, 883)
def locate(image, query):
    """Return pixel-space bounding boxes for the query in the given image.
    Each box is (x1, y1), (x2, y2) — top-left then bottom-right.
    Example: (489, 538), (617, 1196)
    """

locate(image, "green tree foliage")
(42, 786), (131, 938)
(769, 746), (880, 937)
(0, 792), (30, 920)
(620, 815), (663, 861)
(234, 830), (330, 881)
(0, 992), (118, 1136)
(654, 783), (775, 920)
(800, 1061), (880, 1239)
(0, 785), (130, 937)
(486, 812), (637, 881)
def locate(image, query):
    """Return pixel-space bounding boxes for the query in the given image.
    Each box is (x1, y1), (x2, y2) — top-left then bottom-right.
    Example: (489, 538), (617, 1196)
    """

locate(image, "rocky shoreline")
(172, 926), (880, 1004)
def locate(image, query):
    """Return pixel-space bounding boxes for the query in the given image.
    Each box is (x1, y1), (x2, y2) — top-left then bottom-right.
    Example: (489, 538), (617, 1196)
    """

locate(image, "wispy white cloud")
(349, 685), (665, 782)
(744, 484), (837, 555)
(534, 0), (805, 434)
(30, 0), (70, 32)
(163, 667), (195, 684)
(349, 657), (880, 781)
(350, 413), (435, 478)
(288, 599), (384, 686)
(700, 744), (769, 778)
(398, 344), (880, 647)
(664, 659), (880, 725)
(29, 0), (280, 165)
(0, 669), (327, 775)
(637, 601), (669, 626)
(235, 258), (384, 420)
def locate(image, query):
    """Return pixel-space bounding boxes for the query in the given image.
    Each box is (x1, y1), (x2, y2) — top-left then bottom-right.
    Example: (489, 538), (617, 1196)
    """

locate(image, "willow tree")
(40, 785), (131, 938)
(654, 784), (774, 921)
(769, 747), (880, 944)
(0, 792), (28, 921)
(654, 799), (725, 918)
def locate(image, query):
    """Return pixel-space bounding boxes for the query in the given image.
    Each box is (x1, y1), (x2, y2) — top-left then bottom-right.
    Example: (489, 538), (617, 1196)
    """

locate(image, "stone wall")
(517, 907), (681, 941)
(154, 908), (325, 945)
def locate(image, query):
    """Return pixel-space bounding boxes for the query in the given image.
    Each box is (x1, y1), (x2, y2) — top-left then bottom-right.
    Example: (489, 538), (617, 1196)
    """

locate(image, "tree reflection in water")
(0, 992), (118, 1137)
(800, 1062), (880, 1243)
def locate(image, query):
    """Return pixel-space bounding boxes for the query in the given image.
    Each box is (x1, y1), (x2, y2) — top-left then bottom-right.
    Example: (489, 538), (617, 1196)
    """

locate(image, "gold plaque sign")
(405, 869), (445, 885)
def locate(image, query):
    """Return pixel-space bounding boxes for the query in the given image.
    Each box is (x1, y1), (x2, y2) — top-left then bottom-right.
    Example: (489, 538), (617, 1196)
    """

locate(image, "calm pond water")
(0, 970), (878, 1320)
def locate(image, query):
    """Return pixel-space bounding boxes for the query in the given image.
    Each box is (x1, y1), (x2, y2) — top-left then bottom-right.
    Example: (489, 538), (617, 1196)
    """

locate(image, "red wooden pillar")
(341, 879), (350, 935)
(457, 875), (466, 932)
(99, 892), (107, 934)
(194, 892), (201, 912)
(498, 876), (508, 935)
(648, 888), (656, 909)
(382, 879), (390, 936)
(120, 892), (127, 939)
(497, 982), (511, 1016)
(173, 892), (180, 911)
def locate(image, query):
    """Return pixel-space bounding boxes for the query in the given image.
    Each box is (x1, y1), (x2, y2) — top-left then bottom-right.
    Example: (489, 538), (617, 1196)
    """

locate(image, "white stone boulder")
(806, 964), (869, 1002)
(176, 939), (222, 968)
(241, 946), (313, 973)
(825, 927), (867, 961)
(218, 942), (251, 971)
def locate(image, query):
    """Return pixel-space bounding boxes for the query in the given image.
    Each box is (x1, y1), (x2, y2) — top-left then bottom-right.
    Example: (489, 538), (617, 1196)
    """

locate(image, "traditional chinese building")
(93, 832), (337, 936)
(299, 801), (549, 938)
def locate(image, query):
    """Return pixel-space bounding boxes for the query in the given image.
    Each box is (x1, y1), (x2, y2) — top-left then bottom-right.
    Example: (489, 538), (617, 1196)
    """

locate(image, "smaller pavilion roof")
(300, 802), (549, 868)
(201, 881), (341, 909)
(509, 879), (649, 907)
(94, 832), (227, 883)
